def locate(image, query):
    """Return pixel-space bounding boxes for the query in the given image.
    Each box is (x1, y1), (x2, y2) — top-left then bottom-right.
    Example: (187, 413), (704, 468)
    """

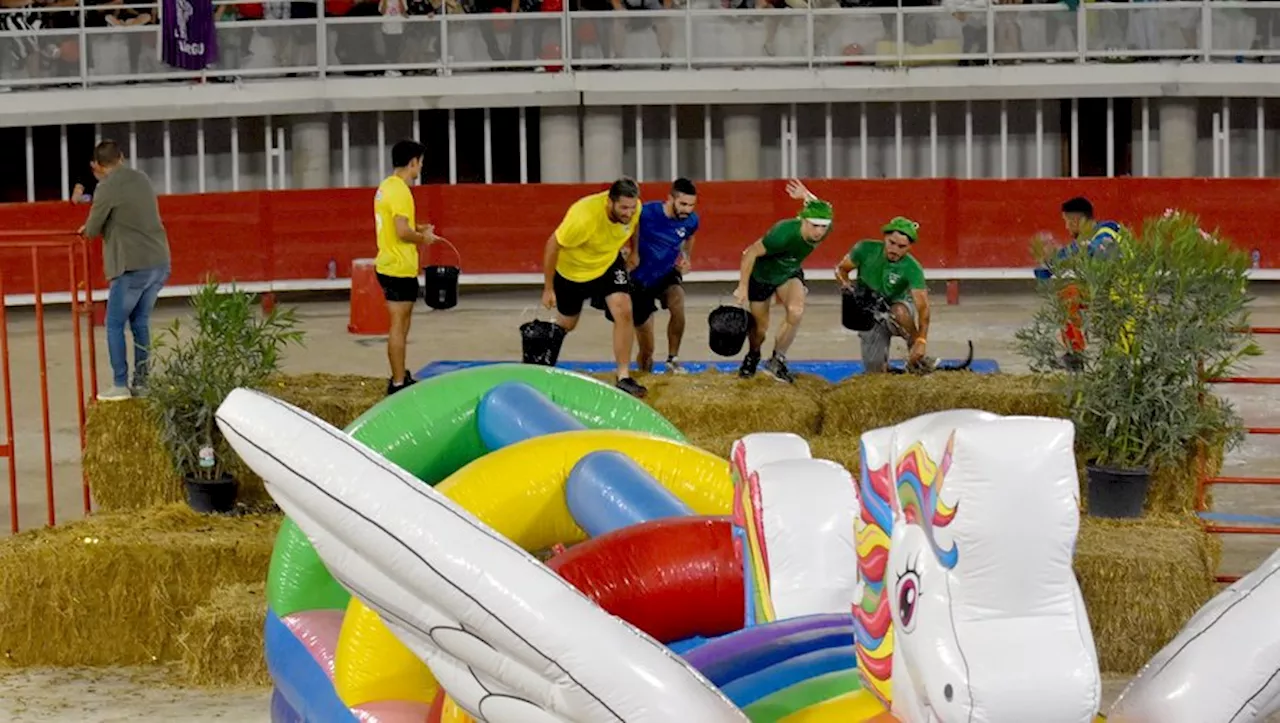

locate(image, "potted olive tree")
(149, 278), (304, 514)
(1016, 210), (1257, 518)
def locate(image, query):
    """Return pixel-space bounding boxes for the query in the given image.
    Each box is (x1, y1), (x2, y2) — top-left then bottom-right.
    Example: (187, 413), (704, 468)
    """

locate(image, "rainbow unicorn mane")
(853, 445), (896, 705)
(895, 433), (960, 570)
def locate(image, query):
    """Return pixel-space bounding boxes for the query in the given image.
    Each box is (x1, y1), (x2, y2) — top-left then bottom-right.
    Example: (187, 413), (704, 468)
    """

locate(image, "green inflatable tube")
(266, 363), (687, 616)
(741, 669), (865, 723)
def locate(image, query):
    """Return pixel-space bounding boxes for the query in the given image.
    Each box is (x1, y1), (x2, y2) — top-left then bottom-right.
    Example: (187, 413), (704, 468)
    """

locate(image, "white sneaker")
(97, 386), (132, 401)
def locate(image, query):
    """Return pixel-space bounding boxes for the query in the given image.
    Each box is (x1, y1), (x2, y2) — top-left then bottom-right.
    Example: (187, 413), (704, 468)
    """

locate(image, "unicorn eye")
(896, 563), (921, 633)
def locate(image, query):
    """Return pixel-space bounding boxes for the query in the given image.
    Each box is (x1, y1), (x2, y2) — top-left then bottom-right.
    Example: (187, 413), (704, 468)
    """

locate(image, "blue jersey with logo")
(1034, 220), (1120, 279)
(630, 201), (700, 288)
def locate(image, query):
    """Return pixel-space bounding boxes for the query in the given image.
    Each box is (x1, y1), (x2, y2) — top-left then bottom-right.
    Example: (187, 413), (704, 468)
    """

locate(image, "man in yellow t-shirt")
(539, 177), (645, 398)
(374, 139), (448, 396)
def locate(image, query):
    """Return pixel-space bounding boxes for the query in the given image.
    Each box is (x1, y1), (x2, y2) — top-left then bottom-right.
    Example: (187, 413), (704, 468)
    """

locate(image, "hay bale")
(0, 505), (279, 667)
(1074, 514), (1218, 674)
(176, 583), (269, 688)
(641, 370), (826, 441)
(84, 399), (180, 511)
(86, 373), (385, 511)
(820, 373), (1064, 439)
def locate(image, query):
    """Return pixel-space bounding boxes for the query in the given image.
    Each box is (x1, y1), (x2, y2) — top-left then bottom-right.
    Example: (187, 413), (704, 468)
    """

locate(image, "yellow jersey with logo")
(554, 190), (640, 283)
(374, 175), (418, 278)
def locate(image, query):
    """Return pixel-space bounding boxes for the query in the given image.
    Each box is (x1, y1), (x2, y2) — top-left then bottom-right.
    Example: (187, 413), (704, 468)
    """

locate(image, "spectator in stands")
(1, 0), (44, 85)
(77, 140), (172, 402)
(610, 0), (673, 66)
(88, 0), (155, 78)
(381, 0), (408, 74)
(509, 0), (546, 65)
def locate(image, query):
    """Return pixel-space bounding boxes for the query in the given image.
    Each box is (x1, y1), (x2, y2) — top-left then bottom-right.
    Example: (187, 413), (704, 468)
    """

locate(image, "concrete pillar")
(1158, 98), (1198, 178)
(290, 115), (331, 189)
(539, 107), (582, 183)
(582, 107), (625, 183)
(723, 106), (762, 181)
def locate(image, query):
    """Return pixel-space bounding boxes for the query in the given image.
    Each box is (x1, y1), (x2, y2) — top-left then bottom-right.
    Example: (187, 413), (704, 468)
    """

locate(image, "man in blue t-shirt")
(619, 178), (700, 374)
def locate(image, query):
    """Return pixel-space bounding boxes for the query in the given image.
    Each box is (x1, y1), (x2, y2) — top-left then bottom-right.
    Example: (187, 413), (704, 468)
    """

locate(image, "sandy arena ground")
(0, 282), (1277, 720)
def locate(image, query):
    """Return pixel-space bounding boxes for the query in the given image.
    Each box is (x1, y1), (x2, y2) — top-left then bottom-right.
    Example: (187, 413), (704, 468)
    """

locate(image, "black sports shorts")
(554, 255), (631, 318)
(377, 272), (420, 303)
(747, 270), (805, 304)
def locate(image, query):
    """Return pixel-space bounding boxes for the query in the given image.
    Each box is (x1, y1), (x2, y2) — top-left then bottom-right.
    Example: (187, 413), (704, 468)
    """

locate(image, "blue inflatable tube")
(720, 646), (859, 708)
(477, 381), (586, 452)
(271, 688), (305, 723)
(697, 625), (856, 689)
(264, 608), (358, 723)
(683, 612), (853, 672)
(565, 450), (695, 537)
(669, 635), (712, 655)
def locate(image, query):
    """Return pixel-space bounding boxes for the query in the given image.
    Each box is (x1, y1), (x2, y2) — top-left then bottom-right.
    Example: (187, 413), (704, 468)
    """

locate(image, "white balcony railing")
(0, 0), (1277, 90)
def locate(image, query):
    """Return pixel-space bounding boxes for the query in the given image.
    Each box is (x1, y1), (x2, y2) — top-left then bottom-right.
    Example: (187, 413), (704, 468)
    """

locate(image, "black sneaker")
(738, 350), (761, 379)
(762, 355), (797, 384)
(386, 375), (417, 396)
(616, 376), (648, 398)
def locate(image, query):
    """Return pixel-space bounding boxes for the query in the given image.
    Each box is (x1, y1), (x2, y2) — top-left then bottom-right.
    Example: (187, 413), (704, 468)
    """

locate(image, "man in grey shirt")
(78, 140), (172, 401)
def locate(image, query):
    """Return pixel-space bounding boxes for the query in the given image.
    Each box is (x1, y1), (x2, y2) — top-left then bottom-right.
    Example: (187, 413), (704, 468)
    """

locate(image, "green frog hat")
(798, 199), (834, 227)
(882, 216), (919, 243)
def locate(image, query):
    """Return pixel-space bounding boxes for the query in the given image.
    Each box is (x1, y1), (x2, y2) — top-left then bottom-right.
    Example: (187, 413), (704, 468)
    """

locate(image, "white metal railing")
(0, 0), (1277, 89)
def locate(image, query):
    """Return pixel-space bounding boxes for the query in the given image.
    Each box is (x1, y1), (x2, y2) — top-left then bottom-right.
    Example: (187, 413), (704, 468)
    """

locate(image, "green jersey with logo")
(850, 240), (926, 302)
(751, 219), (829, 286)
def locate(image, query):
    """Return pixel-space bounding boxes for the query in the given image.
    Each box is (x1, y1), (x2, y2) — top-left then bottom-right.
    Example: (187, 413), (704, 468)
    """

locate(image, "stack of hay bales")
(8, 373), (387, 687)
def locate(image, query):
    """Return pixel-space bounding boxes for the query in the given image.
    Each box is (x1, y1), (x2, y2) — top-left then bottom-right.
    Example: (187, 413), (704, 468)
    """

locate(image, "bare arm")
(735, 239), (766, 300)
(836, 254), (856, 287)
(394, 215), (428, 244)
(912, 287), (931, 344)
(678, 235), (695, 272)
(542, 233), (560, 290)
(623, 229), (639, 271)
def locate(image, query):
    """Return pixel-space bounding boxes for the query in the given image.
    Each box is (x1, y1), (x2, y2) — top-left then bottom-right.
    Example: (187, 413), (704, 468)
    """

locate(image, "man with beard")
(540, 177), (647, 398)
(836, 216), (933, 374)
(617, 177), (699, 375)
(734, 179), (833, 384)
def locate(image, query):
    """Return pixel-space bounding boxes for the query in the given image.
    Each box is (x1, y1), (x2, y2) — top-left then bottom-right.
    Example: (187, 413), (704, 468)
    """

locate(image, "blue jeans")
(105, 264), (169, 388)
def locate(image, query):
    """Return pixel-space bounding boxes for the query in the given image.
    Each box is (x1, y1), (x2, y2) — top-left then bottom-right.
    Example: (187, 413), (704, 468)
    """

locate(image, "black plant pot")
(1086, 464), (1150, 519)
(184, 475), (240, 514)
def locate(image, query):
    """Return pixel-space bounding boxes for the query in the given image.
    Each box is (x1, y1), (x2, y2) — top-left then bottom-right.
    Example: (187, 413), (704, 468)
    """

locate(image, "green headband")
(798, 199), (834, 226)
(882, 216), (919, 243)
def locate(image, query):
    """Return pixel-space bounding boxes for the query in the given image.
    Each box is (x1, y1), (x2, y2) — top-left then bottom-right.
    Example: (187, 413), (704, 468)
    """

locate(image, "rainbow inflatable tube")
(861, 409), (1102, 723)
(1109, 546), (1280, 722)
(217, 386), (747, 722)
(254, 365), (725, 722)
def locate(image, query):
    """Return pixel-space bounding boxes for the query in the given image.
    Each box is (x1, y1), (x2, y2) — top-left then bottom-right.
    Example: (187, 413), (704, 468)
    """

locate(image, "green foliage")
(147, 278), (305, 480)
(1015, 210), (1259, 470)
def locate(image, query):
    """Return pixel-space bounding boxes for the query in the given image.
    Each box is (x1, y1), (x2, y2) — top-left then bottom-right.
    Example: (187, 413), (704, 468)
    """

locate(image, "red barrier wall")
(1, 178), (1275, 298)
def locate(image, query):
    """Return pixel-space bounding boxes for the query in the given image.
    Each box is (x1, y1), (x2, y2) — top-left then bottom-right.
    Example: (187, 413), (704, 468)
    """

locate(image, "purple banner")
(161, 0), (218, 71)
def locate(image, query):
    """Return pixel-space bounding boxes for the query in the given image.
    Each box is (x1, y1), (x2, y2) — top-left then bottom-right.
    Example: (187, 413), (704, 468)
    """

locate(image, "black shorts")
(604, 268), (683, 327)
(554, 255), (631, 318)
(748, 270), (805, 304)
(377, 272), (420, 303)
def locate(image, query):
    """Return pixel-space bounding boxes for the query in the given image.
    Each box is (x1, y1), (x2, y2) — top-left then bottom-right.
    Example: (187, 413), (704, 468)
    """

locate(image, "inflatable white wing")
(877, 410), (1100, 723)
(1109, 547), (1280, 723)
(215, 388), (747, 723)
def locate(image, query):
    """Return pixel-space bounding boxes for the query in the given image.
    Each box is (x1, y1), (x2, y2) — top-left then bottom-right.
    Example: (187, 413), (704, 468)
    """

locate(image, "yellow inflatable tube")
(332, 430), (732, 709)
(435, 429), (734, 551)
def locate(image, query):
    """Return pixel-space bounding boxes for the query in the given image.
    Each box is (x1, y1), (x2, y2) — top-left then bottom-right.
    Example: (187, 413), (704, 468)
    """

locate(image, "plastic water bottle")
(198, 446), (215, 469)
(327, 258), (338, 280)
(1252, 249), (1261, 269)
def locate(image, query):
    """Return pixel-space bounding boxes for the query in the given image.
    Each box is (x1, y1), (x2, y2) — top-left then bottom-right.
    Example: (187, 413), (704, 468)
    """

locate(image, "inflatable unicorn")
(859, 410), (1102, 723)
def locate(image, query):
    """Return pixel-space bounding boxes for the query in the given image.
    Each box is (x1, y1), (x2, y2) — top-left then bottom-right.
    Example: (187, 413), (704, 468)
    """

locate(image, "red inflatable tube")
(547, 517), (744, 643)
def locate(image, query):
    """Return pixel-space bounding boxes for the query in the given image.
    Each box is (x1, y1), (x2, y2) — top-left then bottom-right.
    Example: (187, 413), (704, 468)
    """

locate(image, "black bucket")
(520, 319), (566, 366)
(708, 305), (752, 357)
(841, 287), (882, 332)
(423, 240), (461, 310)
(184, 475), (240, 514)
(1086, 464), (1150, 519)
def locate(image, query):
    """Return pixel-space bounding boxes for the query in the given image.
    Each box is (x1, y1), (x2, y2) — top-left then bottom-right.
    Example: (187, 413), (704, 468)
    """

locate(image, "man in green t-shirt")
(836, 216), (933, 373)
(732, 179), (833, 384)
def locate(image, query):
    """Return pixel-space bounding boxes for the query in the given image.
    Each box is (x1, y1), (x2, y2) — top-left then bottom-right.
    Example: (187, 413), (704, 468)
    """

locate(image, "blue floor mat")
(416, 359), (1001, 384)
(1198, 511), (1280, 526)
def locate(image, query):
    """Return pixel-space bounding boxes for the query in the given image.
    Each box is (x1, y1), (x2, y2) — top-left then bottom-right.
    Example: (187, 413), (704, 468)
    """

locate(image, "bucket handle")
(427, 238), (462, 270)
